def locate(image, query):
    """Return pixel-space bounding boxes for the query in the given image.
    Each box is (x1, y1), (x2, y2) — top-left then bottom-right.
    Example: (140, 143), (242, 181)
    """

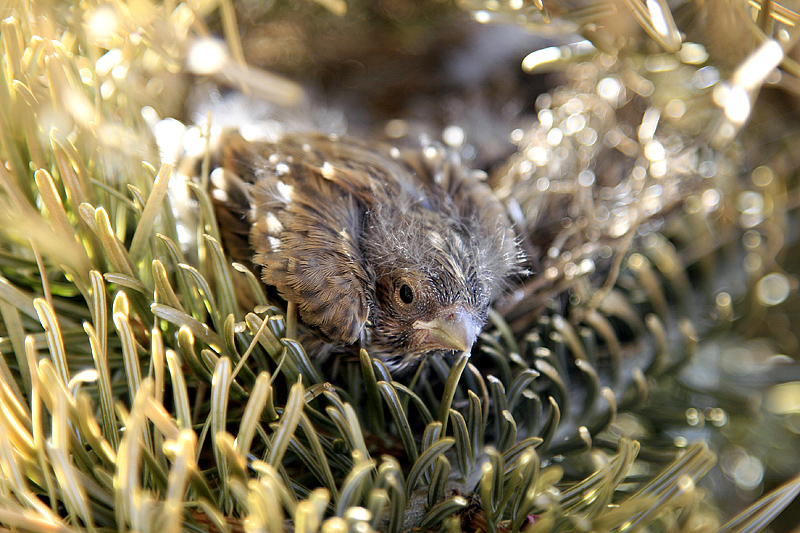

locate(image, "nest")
(0, 1), (800, 532)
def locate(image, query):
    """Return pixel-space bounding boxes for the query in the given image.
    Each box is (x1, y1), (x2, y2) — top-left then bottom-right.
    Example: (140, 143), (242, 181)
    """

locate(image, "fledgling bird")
(187, 130), (522, 372)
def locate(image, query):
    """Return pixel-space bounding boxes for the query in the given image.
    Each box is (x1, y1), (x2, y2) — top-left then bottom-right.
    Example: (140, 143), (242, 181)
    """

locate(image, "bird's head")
(369, 265), (487, 370)
(362, 208), (495, 372)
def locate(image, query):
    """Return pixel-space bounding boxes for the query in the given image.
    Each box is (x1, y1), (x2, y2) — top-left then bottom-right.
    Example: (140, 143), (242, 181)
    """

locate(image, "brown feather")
(187, 130), (523, 371)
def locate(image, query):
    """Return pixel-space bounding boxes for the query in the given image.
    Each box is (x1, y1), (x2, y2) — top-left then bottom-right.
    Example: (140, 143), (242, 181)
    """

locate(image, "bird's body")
(190, 131), (521, 371)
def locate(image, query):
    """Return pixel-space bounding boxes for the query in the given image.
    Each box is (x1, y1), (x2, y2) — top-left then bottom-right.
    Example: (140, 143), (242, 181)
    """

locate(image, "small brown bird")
(191, 130), (521, 372)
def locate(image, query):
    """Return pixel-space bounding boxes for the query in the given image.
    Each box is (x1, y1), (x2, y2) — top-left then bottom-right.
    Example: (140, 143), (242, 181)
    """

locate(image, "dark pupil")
(399, 284), (414, 304)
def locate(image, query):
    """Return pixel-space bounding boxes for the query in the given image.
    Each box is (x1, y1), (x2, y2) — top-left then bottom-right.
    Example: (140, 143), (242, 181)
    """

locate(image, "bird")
(185, 129), (522, 372)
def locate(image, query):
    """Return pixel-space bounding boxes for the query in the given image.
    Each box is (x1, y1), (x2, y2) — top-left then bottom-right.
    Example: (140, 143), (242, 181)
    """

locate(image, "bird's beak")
(414, 306), (479, 353)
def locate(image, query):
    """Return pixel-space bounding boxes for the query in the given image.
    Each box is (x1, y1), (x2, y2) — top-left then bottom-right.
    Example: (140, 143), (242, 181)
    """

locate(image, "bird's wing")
(217, 133), (374, 345)
(293, 135), (430, 209)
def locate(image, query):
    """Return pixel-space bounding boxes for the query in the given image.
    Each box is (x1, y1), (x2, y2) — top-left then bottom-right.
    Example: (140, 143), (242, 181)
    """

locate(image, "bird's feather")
(186, 129), (523, 371)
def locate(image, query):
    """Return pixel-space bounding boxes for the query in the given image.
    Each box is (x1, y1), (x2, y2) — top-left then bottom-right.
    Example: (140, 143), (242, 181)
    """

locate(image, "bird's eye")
(399, 283), (414, 304)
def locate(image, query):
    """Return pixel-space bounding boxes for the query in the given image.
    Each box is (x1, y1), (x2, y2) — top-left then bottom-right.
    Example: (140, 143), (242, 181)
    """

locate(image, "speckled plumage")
(191, 130), (521, 371)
